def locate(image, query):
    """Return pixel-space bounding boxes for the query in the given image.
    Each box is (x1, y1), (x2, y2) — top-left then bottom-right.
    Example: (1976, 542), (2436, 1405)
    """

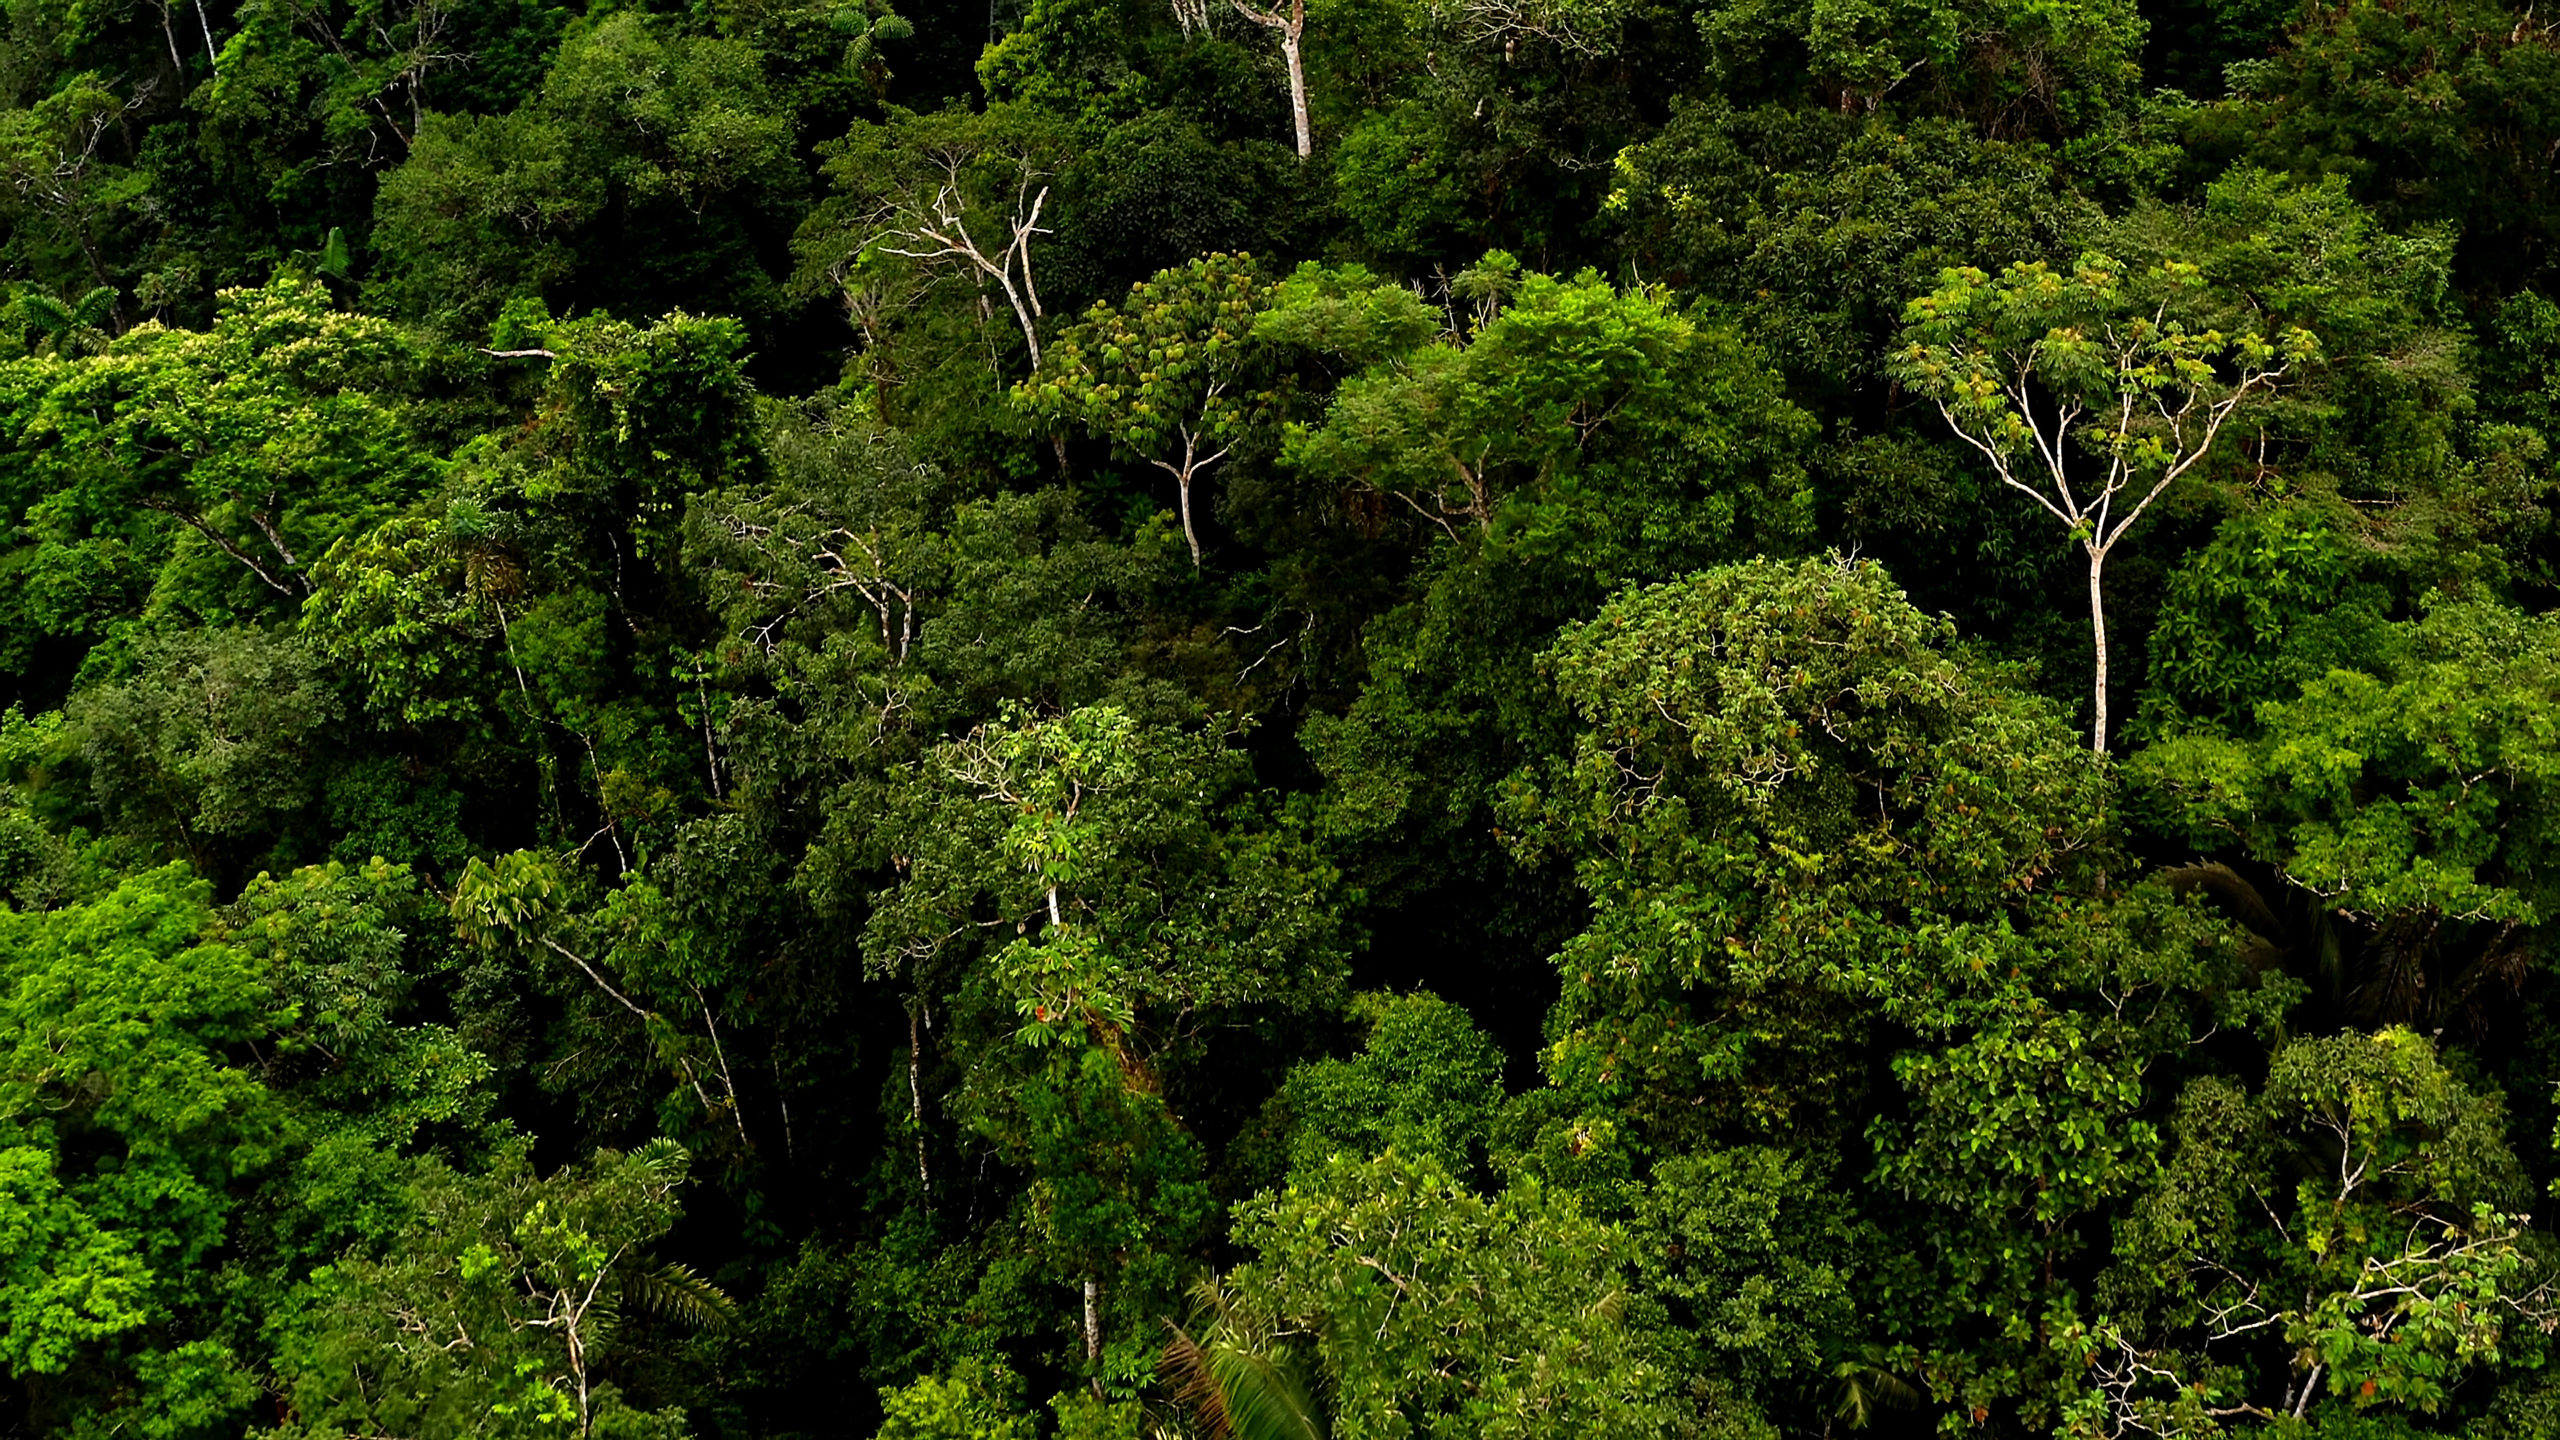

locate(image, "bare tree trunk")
(774, 1053), (795, 1162)
(997, 271), (1042, 369)
(2087, 544), (2109, 754)
(1280, 26), (1310, 157)
(1082, 1274), (1104, 1395)
(1153, 428), (1228, 571)
(1176, 468), (1201, 569)
(1233, 0), (1311, 157)
(568, 1317), (593, 1439)
(156, 0), (185, 77)
(908, 1007), (932, 1208)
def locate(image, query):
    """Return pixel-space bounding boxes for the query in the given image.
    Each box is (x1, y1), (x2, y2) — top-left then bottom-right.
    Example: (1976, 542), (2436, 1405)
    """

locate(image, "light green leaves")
(301, 513), (503, 727)
(1282, 257), (1812, 555)
(277, 1139), (712, 1440)
(5, 273), (431, 619)
(1893, 252), (2316, 489)
(450, 848), (570, 948)
(1876, 1012), (2157, 1226)
(1221, 1151), (1671, 1440)
(2132, 600), (2560, 939)
(1893, 249), (2320, 748)
(1018, 254), (1277, 566)
(1269, 990), (1505, 1183)
(0, 1145), (153, 1375)
(874, 702), (1346, 1070)
(874, 1360), (1040, 1440)
(0, 867), (280, 1392)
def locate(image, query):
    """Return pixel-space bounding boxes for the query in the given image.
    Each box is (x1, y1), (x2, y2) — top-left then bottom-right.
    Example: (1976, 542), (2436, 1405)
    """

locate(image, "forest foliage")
(4, 0), (2560, 1434)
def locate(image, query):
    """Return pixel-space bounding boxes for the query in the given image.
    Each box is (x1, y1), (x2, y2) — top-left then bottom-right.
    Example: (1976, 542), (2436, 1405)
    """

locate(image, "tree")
(219, 857), (497, 1156)
(273, 1139), (728, 1440)
(873, 1360), (1040, 1439)
(1891, 253), (2317, 750)
(8, 273), (431, 607)
(1019, 253), (1273, 568)
(1266, 989), (1505, 1184)
(868, 703), (1345, 1094)
(1500, 552), (2129, 1137)
(1230, 0), (1312, 157)
(687, 416), (942, 676)
(1268, 257), (1813, 1067)
(66, 627), (342, 863)
(2129, 599), (2560, 1031)
(1161, 1287), (1330, 1440)
(201, 0), (474, 160)
(2078, 1029), (2550, 1432)
(1215, 1151), (1672, 1439)
(859, 703), (1345, 1386)
(2133, 503), (2393, 740)
(450, 849), (760, 1155)
(0, 77), (150, 308)
(9, 286), (118, 358)
(1500, 557), (2283, 1428)
(1626, 1144), (1867, 1429)
(1601, 113), (2100, 398)
(367, 13), (805, 336)
(2191, 0), (2560, 297)
(300, 511), (509, 728)
(1689, 0), (2145, 136)
(797, 106), (1070, 379)
(1280, 256), (1812, 550)
(0, 867), (280, 1436)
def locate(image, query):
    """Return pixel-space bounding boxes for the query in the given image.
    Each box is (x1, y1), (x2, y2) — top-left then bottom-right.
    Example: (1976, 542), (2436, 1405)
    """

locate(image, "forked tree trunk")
(1233, 0), (1311, 157)
(1153, 428), (1229, 570)
(1176, 469), (1201, 568)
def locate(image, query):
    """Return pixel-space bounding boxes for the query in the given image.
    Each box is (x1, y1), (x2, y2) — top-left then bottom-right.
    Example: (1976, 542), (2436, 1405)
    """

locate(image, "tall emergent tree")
(1891, 254), (2317, 751)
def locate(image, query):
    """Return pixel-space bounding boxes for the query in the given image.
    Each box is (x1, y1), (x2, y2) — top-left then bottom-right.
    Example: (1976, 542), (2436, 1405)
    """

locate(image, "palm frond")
(619, 1260), (736, 1331)
(1163, 1326), (1226, 1435)
(17, 294), (71, 334)
(68, 287), (116, 329)
(1829, 1354), (1921, 1430)
(1162, 1325), (1324, 1440)
(1209, 1346), (1324, 1440)
(630, 1135), (691, 1186)
(2158, 860), (2284, 942)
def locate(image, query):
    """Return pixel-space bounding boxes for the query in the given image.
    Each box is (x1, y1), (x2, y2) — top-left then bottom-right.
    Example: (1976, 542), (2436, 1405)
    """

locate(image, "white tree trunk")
(1176, 471), (1201, 568)
(1232, 0), (1311, 157)
(1082, 1274), (1104, 1395)
(2087, 545), (2109, 754)
(908, 1008), (931, 1206)
(1280, 29), (1310, 157)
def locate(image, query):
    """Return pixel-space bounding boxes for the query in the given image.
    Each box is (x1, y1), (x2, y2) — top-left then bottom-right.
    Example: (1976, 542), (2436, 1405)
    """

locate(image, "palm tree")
(2161, 860), (2529, 1035)
(1160, 1280), (1326, 1440)
(1824, 1347), (1923, 1435)
(14, 285), (117, 357)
